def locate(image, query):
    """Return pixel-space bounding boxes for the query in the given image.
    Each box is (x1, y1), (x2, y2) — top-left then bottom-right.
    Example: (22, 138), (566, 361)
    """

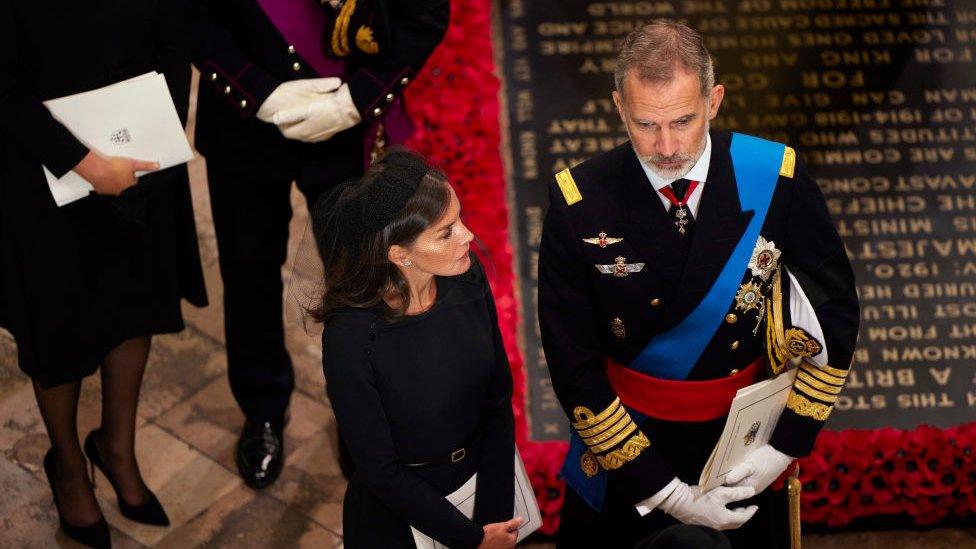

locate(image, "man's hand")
(255, 77), (343, 123)
(273, 82), (361, 143)
(478, 516), (523, 549)
(724, 444), (793, 494)
(73, 150), (159, 196)
(657, 481), (758, 531)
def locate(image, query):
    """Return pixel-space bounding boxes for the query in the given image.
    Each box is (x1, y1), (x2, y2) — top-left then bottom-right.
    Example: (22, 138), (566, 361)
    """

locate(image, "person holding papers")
(538, 20), (860, 548)
(312, 150), (519, 548)
(0, 2), (206, 547)
(181, 0), (449, 489)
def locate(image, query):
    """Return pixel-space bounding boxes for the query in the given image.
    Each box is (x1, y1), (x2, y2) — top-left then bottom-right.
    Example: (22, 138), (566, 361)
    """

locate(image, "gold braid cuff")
(786, 391), (833, 421)
(796, 370), (843, 395)
(799, 363), (846, 386)
(794, 378), (839, 403)
(576, 405), (626, 438)
(595, 431), (651, 470)
(572, 398), (620, 430)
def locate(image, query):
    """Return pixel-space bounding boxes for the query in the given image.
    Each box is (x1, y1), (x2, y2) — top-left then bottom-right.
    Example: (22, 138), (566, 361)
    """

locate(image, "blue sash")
(562, 133), (786, 511)
(630, 133), (784, 380)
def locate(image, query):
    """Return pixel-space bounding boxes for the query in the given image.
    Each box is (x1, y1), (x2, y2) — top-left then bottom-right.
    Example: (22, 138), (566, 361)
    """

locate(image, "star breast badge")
(748, 236), (781, 281)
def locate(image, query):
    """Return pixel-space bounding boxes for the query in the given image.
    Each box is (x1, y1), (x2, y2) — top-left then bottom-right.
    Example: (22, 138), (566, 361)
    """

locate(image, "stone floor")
(1, 79), (974, 548)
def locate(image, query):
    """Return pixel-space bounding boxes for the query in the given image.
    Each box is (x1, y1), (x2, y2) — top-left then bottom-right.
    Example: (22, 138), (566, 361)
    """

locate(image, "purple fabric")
(255, 0), (346, 78)
(255, 0), (414, 162)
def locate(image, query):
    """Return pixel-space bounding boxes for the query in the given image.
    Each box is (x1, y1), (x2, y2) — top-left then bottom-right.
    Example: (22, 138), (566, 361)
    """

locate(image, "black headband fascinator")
(313, 148), (440, 259)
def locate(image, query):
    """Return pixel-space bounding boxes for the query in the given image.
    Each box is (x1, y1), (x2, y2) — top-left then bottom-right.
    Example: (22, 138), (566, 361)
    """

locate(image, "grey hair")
(614, 19), (715, 98)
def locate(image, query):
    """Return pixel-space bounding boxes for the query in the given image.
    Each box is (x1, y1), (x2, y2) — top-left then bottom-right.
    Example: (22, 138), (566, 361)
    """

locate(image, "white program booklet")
(699, 368), (798, 492)
(411, 450), (542, 549)
(41, 71), (194, 206)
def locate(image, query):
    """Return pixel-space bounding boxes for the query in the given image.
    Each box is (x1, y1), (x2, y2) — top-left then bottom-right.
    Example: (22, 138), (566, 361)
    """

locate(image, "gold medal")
(611, 317), (626, 339)
(735, 281), (763, 313)
(581, 451), (600, 477)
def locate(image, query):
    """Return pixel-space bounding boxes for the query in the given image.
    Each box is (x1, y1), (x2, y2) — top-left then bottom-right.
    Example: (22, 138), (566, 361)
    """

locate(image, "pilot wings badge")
(595, 256), (645, 278)
(582, 231), (624, 248)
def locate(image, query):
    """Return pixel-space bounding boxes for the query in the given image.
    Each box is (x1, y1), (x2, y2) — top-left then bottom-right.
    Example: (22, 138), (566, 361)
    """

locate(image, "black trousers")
(206, 161), (338, 423)
(557, 484), (789, 549)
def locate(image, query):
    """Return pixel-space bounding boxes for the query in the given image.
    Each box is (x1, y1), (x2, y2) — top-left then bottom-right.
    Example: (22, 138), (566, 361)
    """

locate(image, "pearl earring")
(402, 259), (412, 266)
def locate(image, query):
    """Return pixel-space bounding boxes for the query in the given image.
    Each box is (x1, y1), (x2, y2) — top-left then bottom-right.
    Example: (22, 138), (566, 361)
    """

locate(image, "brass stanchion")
(787, 465), (802, 549)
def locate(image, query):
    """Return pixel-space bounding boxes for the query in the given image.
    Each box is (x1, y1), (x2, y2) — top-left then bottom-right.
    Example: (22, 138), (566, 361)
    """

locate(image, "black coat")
(181, 0), (449, 183)
(322, 257), (515, 548)
(0, 0), (206, 385)
(539, 130), (859, 510)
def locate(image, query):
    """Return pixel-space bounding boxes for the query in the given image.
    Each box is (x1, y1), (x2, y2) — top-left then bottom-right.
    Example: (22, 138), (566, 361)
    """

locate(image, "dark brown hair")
(309, 154), (452, 322)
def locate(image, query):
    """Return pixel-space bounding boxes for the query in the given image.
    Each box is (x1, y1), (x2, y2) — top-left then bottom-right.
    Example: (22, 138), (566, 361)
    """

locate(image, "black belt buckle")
(450, 448), (466, 463)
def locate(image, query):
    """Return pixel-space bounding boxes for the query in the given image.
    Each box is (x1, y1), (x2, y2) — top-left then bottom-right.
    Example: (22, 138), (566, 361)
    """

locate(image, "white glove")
(657, 481), (758, 531)
(255, 77), (343, 123)
(724, 444), (793, 494)
(273, 82), (362, 143)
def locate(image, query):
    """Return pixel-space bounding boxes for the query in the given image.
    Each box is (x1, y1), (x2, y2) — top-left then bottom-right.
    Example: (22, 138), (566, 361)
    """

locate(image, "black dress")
(0, 1), (207, 387)
(322, 256), (515, 548)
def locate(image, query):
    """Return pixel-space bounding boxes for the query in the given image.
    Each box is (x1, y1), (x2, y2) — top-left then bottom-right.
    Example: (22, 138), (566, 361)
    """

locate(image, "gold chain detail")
(330, 0), (356, 56)
(786, 391), (833, 421)
(596, 431), (650, 470)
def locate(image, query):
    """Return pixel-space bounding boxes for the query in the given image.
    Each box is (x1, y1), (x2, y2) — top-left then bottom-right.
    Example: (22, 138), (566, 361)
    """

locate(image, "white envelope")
(42, 71), (194, 206)
(411, 450), (542, 548)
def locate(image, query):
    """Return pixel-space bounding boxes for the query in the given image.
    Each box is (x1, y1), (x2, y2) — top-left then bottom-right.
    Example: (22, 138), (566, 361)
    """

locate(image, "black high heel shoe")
(83, 429), (170, 527)
(42, 448), (111, 549)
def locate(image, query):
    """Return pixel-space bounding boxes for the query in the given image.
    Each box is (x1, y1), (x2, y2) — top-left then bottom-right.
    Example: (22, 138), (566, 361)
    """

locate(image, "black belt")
(403, 446), (469, 468)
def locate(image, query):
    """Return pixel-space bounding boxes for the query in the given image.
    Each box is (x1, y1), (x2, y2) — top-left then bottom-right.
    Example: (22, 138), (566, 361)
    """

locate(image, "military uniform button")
(372, 107), (383, 117)
(650, 298), (661, 307)
(223, 85), (232, 95)
(210, 72), (218, 81)
(400, 77), (410, 85)
(731, 340), (740, 350)
(385, 93), (395, 103)
(287, 45), (296, 54)
(239, 99), (248, 109)
(726, 313), (737, 324)
(729, 368), (740, 376)
(292, 62), (301, 71)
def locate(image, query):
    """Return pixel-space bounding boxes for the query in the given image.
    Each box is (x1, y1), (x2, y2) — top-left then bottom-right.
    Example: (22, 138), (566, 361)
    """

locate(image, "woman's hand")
(478, 516), (523, 549)
(73, 150), (159, 196)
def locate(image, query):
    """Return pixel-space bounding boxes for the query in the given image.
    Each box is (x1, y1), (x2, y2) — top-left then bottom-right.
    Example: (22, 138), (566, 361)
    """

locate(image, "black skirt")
(0, 167), (207, 388)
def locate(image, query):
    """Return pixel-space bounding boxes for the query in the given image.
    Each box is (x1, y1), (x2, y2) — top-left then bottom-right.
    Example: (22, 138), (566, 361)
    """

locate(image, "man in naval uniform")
(539, 20), (860, 548)
(182, 0), (449, 488)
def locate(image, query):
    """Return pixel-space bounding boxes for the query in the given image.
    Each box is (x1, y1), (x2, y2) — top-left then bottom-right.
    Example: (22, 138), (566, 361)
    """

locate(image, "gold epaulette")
(572, 398), (649, 476)
(555, 168), (582, 206)
(780, 146), (796, 178)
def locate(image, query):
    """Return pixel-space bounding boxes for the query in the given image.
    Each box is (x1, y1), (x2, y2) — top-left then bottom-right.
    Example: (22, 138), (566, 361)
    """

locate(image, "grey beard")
(633, 121), (710, 181)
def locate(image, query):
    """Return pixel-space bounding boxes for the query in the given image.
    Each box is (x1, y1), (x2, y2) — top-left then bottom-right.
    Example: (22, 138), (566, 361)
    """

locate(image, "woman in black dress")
(0, 2), (206, 547)
(312, 150), (521, 548)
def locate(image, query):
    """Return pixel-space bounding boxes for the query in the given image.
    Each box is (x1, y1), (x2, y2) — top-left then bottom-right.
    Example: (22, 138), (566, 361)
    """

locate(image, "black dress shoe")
(236, 420), (284, 489)
(83, 429), (170, 526)
(42, 449), (112, 549)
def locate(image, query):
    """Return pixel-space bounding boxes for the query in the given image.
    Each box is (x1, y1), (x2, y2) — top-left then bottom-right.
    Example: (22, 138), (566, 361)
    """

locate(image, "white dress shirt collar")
(638, 133), (712, 217)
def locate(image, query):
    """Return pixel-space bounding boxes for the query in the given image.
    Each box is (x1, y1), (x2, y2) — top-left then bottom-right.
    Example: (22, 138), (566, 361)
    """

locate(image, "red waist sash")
(606, 356), (765, 422)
